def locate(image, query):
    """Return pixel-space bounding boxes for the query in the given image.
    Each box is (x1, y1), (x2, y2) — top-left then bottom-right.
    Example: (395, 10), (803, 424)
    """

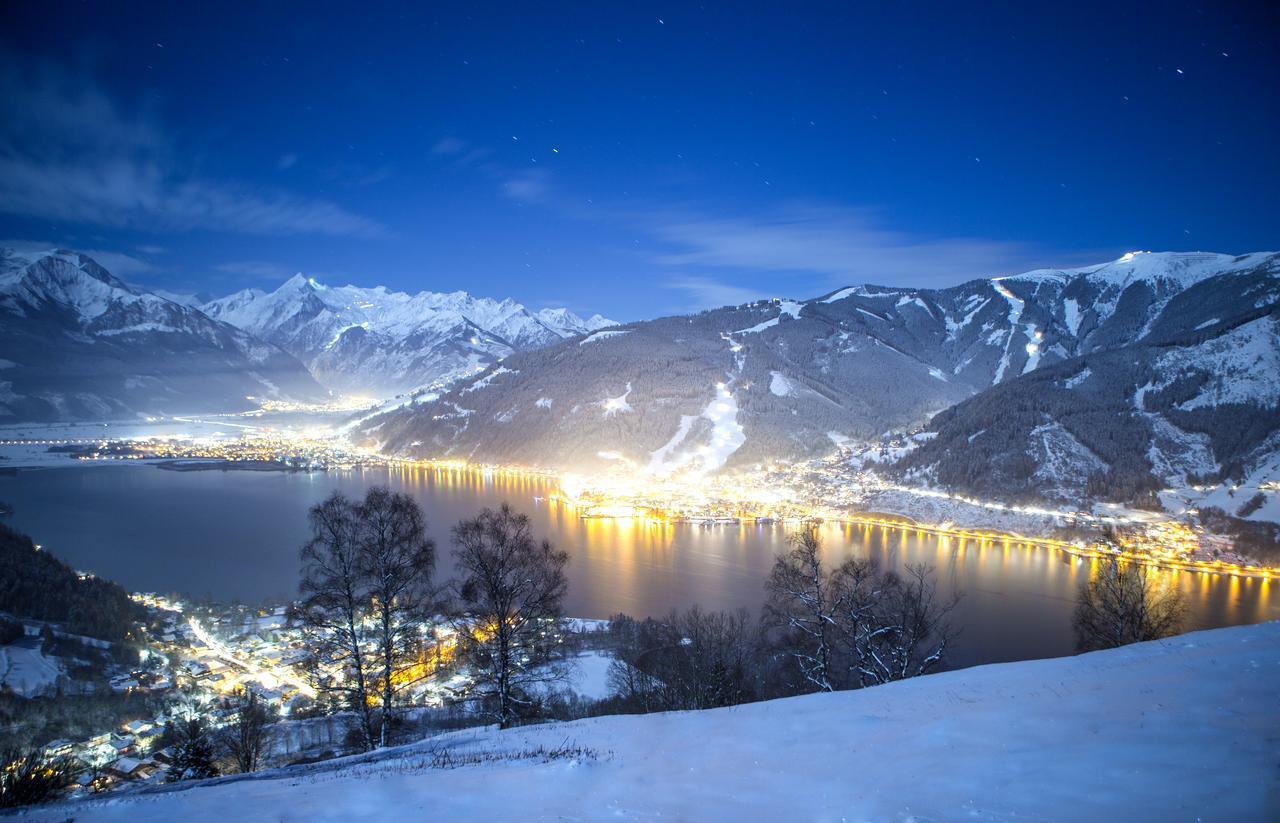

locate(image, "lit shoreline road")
(11, 412), (1273, 584)
(827, 514), (1278, 581)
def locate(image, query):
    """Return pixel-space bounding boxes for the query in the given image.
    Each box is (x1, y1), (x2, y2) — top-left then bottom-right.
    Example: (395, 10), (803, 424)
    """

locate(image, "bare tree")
(605, 613), (672, 712)
(766, 529), (957, 693)
(298, 492), (377, 751)
(846, 563), (957, 687)
(356, 487), (436, 748)
(610, 607), (760, 712)
(217, 688), (277, 774)
(1074, 558), (1185, 651)
(764, 526), (839, 692)
(452, 503), (569, 729)
(0, 749), (73, 809)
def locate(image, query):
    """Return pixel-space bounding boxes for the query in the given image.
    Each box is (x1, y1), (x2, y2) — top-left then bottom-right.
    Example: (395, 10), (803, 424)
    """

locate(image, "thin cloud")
(431, 137), (468, 156)
(652, 204), (1060, 289)
(319, 161), (394, 188)
(664, 275), (773, 309)
(431, 136), (546, 203)
(213, 260), (295, 281)
(0, 57), (383, 238)
(81, 248), (158, 276)
(431, 136), (491, 166)
(0, 238), (156, 277)
(501, 169), (551, 204)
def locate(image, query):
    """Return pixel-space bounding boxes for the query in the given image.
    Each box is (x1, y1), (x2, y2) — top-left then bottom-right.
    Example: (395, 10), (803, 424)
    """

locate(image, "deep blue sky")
(2, 1), (1277, 319)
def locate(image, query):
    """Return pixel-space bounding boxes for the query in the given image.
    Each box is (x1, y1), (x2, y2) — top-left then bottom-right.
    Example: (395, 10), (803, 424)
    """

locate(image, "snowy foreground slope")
(25, 623), (1280, 822)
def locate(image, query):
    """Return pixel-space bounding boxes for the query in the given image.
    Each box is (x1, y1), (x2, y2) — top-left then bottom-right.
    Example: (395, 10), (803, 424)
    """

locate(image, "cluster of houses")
(42, 717), (169, 792)
(29, 600), (317, 795)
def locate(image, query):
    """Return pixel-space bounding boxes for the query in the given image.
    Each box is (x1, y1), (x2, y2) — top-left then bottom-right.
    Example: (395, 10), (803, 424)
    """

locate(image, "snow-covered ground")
(27, 622), (1278, 821)
(0, 640), (62, 697)
(1160, 445), (1280, 526)
(557, 650), (613, 701)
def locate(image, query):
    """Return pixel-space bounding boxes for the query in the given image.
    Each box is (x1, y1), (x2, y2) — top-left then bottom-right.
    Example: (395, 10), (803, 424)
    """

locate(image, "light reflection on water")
(2, 463), (1274, 669)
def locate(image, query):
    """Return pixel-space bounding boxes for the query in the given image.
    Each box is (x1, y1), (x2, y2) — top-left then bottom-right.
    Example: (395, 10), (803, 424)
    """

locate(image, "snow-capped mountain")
(894, 252), (1280, 507)
(0, 249), (326, 422)
(201, 276), (615, 396)
(362, 251), (1280, 481)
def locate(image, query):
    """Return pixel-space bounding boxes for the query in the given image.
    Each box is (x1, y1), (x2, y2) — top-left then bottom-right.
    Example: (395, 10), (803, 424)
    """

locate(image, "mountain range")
(5, 246), (1276, 520)
(0, 249), (325, 422)
(200, 276), (614, 396)
(0, 249), (613, 421)
(362, 251), (1280, 508)
(894, 254), (1280, 505)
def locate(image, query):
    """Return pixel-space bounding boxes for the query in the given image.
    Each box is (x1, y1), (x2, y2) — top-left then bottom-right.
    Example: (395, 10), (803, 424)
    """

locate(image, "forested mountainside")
(0, 521), (144, 643)
(202, 275), (614, 396)
(895, 262), (1280, 506)
(364, 251), (1279, 479)
(0, 249), (324, 422)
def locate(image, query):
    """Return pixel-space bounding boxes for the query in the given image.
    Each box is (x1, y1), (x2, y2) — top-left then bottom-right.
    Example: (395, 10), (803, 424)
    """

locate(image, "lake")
(3, 463), (1276, 669)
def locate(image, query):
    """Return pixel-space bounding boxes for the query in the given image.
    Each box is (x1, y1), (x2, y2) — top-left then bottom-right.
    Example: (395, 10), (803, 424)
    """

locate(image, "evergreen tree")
(170, 718), (219, 781)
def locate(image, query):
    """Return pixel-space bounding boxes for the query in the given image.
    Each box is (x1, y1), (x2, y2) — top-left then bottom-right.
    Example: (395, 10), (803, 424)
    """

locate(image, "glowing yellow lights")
(545, 469), (1278, 582)
(72, 412), (1275, 584)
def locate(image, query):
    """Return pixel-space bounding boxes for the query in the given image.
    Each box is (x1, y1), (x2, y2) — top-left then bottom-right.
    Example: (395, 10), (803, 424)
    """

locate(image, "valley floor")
(21, 622), (1279, 822)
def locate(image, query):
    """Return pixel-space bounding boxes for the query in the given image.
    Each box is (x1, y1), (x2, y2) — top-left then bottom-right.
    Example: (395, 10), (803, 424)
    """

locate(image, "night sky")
(1, 1), (1277, 319)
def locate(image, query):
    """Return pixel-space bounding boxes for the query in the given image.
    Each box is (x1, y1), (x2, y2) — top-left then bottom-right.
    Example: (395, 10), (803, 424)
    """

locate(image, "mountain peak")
(198, 271), (614, 396)
(0, 249), (324, 422)
(281, 273), (324, 292)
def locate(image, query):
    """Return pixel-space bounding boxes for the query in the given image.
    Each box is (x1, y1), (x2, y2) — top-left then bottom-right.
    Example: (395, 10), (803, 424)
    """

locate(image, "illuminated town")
(26, 590), (585, 794)
(4, 410), (1274, 582)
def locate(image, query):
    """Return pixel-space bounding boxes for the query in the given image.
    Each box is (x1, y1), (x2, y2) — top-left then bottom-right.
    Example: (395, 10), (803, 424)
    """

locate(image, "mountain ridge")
(201, 275), (615, 396)
(363, 251), (1280, 493)
(0, 248), (326, 422)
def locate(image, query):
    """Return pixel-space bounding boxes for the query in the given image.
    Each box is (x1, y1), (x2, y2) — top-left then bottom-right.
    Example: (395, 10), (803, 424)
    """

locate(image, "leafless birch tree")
(766, 527), (957, 692)
(1073, 558), (1185, 651)
(452, 503), (569, 729)
(356, 487), (436, 747)
(764, 526), (839, 692)
(299, 492), (378, 751)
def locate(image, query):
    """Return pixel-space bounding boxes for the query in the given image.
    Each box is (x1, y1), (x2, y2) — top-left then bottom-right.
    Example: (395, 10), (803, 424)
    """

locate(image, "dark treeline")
(1197, 505), (1280, 564)
(602, 607), (768, 713)
(0, 690), (155, 753)
(296, 492), (961, 741)
(0, 521), (145, 643)
(597, 526), (958, 716)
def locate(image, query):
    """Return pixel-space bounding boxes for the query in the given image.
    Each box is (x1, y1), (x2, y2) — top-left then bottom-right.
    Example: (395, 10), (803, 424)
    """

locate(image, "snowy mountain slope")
(365, 251), (1279, 474)
(894, 260), (1280, 507)
(362, 299), (979, 472)
(0, 249), (325, 422)
(26, 622), (1280, 822)
(201, 276), (614, 396)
